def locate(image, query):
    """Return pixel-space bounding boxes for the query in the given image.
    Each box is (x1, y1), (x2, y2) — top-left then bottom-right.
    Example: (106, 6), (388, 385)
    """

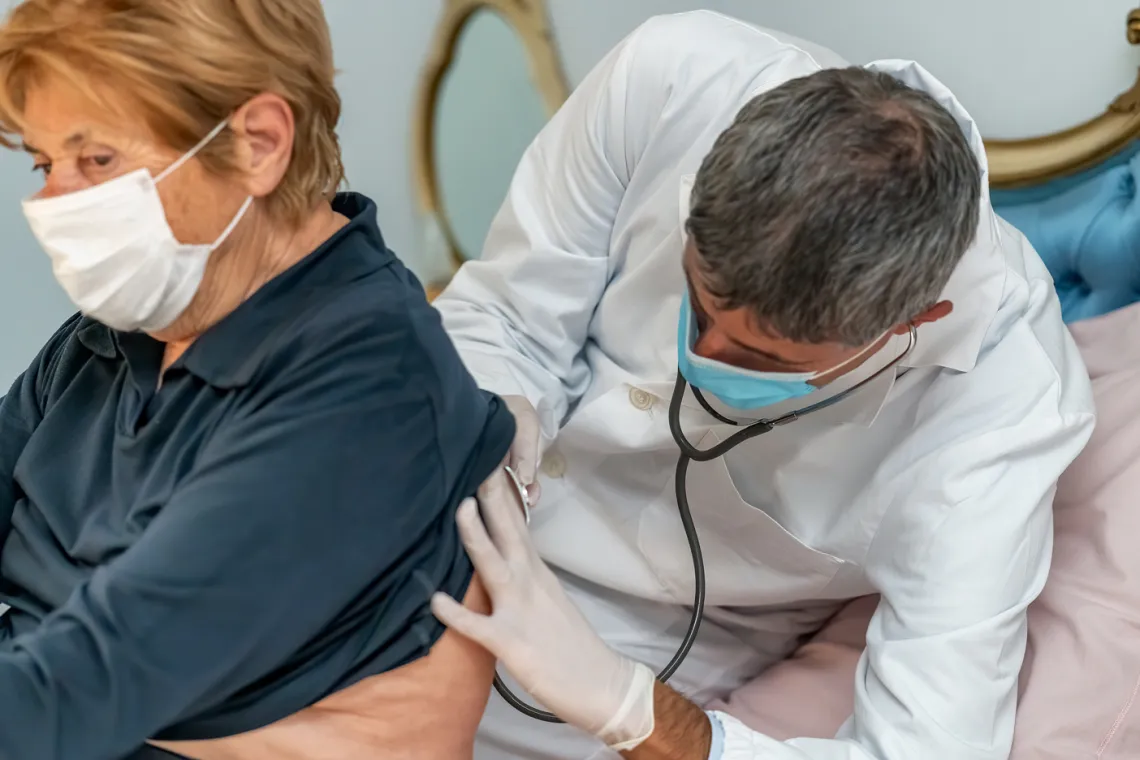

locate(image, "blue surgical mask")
(676, 293), (882, 410)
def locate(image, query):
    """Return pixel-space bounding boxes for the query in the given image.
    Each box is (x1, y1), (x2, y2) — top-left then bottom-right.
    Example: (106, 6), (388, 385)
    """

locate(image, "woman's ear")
(228, 93), (295, 199)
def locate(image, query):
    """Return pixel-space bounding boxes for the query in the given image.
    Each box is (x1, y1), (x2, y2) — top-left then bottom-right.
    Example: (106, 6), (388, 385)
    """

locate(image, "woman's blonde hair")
(0, 0), (345, 222)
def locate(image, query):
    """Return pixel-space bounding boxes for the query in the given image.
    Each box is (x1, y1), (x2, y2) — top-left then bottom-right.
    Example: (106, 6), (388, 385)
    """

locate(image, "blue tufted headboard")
(991, 141), (1140, 324)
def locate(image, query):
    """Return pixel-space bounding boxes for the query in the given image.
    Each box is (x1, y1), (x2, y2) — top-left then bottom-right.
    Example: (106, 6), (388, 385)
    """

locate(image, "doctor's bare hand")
(501, 395), (542, 506)
(430, 470), (656, 751)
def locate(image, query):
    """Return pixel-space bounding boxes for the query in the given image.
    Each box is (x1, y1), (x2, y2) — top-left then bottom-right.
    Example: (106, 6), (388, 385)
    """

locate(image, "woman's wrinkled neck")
(155, 201), (348, 372)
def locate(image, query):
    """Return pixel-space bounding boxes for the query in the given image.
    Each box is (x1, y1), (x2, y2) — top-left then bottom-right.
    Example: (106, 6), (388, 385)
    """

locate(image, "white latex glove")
(501, 395), (542, 506)
(431, 470), (657, 751)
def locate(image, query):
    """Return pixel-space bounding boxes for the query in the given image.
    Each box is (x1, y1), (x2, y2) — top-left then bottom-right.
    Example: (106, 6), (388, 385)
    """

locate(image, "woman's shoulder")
(11, 313), (112, 416)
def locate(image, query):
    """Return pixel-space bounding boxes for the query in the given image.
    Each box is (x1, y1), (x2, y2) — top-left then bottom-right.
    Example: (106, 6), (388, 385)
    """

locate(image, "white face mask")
(21, 120), (253, 333)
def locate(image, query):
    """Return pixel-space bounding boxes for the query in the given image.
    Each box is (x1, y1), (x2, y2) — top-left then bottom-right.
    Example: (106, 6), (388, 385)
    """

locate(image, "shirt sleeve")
(433, 19), (673, 440)
(0, 375), (34, 546)
(709, 325), (1095, 760)
(0, 307), (512, 760)
(0, 315), (83, 549)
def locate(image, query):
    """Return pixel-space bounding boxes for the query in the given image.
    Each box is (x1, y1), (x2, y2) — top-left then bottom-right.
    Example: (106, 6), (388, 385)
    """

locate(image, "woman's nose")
(36, 169), (89, 200)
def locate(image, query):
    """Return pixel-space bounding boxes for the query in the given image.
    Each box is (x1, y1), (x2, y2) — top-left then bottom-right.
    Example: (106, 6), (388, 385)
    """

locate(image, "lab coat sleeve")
(433, 22), (671, 438)
(708, 324), (1096, 760)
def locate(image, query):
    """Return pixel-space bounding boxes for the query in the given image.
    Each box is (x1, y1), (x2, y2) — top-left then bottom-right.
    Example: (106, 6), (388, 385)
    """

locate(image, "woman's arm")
(156, 578), (496, 760)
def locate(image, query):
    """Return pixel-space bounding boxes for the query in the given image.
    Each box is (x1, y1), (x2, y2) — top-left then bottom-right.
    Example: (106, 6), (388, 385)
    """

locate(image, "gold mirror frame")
(413, 0), (569, 299)
(985, 8), (1140, 189)
(414, 4), (1140, 290)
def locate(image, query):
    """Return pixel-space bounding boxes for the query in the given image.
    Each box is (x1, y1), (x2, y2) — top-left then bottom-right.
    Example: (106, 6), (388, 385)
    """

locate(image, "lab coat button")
(629, 387), (655, 411)
(541, 450), (567, 479)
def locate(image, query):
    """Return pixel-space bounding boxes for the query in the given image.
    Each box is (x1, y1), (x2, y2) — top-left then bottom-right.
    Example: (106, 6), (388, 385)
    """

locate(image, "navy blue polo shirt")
(0, 193), (514, 759)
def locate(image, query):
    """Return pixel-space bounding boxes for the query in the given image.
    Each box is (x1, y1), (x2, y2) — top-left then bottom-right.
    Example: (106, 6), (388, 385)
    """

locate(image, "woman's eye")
(32, 162), (51, 176)
(92, 155), (113, 167)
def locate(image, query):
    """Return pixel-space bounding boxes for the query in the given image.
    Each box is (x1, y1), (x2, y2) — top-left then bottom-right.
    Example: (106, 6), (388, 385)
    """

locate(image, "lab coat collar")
(681, 59), (1007, 376)
(177, 193), (385, 389)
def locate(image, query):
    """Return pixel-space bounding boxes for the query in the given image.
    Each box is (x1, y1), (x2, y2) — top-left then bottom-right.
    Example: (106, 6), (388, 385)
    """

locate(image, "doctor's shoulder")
(623, 11), (827, 89)
(603, 13), (830, 179)
(880, 275), (1095, 507)
(862, 313), (1094, 593)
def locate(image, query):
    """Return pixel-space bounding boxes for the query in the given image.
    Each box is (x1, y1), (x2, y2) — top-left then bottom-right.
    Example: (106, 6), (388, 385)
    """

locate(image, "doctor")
(433, 11), (1095, 760)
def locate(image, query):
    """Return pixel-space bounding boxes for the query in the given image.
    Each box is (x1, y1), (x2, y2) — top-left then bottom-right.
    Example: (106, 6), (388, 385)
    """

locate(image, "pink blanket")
(710, 303), (1140, 758)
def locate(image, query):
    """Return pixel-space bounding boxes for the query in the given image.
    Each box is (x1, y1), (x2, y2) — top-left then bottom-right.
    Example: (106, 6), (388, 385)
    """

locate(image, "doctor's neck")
(154, 200), (348, 371)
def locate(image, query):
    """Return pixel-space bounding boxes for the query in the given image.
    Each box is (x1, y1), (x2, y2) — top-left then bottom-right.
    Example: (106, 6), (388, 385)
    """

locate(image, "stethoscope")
(494, 326), (918, 722)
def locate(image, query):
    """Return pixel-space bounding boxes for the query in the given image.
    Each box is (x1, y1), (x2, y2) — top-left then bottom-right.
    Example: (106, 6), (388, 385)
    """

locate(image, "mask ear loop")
(155, 119), (231, 184)
(152, 119), (255, 250)
(808, 328), (895, 380)
(210, 196), (255, 249)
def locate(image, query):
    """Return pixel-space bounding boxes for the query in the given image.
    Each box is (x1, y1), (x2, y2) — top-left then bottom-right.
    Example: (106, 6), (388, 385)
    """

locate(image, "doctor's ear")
(226, 92), (295, 200)
(893, 300), (953, 335)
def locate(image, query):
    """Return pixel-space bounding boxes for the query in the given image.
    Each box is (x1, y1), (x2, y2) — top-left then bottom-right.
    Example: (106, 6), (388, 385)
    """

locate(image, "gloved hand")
(431, 470), (657, 751)
(501, 395), (542, 507)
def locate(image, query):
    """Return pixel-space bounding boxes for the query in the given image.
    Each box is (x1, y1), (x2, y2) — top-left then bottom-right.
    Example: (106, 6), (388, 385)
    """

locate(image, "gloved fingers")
(455, 498), (511, 591)
(509, 431), (539, 491)
(430, 592), (499, 650)
(502, 396), (541, 501)
(524, 479), (542, 507)
(477, 468), (530, 556)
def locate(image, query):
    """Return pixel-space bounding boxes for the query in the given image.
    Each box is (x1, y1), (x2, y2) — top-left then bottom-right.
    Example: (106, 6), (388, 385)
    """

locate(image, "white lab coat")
(436, 11), (1096, 760)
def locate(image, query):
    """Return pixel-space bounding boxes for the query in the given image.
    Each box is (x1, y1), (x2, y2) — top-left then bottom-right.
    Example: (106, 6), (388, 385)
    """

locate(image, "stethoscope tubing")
(494, 326), (917, 723)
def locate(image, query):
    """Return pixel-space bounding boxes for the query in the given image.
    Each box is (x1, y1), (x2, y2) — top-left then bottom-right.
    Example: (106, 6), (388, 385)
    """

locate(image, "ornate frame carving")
(985, 8), (1140, 189)
(412, 0), (569, 297)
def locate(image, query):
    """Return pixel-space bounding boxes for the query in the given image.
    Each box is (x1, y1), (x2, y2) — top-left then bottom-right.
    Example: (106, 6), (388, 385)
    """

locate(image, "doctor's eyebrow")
(684, 275), (811, 368)
(684, 272), (811, 366)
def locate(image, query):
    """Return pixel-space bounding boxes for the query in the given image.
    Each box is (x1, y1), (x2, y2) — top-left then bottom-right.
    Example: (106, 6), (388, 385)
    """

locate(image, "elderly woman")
(0, 1), (512, 758)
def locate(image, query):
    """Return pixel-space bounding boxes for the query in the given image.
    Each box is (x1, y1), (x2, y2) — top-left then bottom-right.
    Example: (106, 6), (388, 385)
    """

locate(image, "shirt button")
(541, 449), (567, 479)
(629, 387), (655, 411)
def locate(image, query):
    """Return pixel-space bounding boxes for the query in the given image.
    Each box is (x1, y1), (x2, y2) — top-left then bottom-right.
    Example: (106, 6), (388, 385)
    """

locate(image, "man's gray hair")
(687, 66), (982, 347)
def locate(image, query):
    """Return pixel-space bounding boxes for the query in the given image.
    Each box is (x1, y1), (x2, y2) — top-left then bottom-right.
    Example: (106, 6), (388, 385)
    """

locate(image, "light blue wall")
(0, 120), (71, 387)
(434, 10), (548, 261)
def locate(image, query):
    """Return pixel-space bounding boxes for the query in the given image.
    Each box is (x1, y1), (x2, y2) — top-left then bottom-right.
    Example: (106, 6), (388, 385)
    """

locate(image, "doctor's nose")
(692, 325), (732, 362)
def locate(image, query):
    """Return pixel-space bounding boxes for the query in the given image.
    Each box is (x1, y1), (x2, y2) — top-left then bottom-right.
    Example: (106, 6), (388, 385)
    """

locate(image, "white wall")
(1, 0), (1137, 386)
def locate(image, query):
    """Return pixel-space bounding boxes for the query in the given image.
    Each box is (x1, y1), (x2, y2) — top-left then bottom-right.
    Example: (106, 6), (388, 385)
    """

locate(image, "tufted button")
(540, 448), (567, 479)
(628, 387), (655, 411)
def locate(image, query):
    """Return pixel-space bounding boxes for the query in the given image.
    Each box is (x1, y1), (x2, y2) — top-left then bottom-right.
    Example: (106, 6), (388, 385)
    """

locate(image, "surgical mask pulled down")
(676, 292), (885, 410)
(21, 120), (253, 333)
